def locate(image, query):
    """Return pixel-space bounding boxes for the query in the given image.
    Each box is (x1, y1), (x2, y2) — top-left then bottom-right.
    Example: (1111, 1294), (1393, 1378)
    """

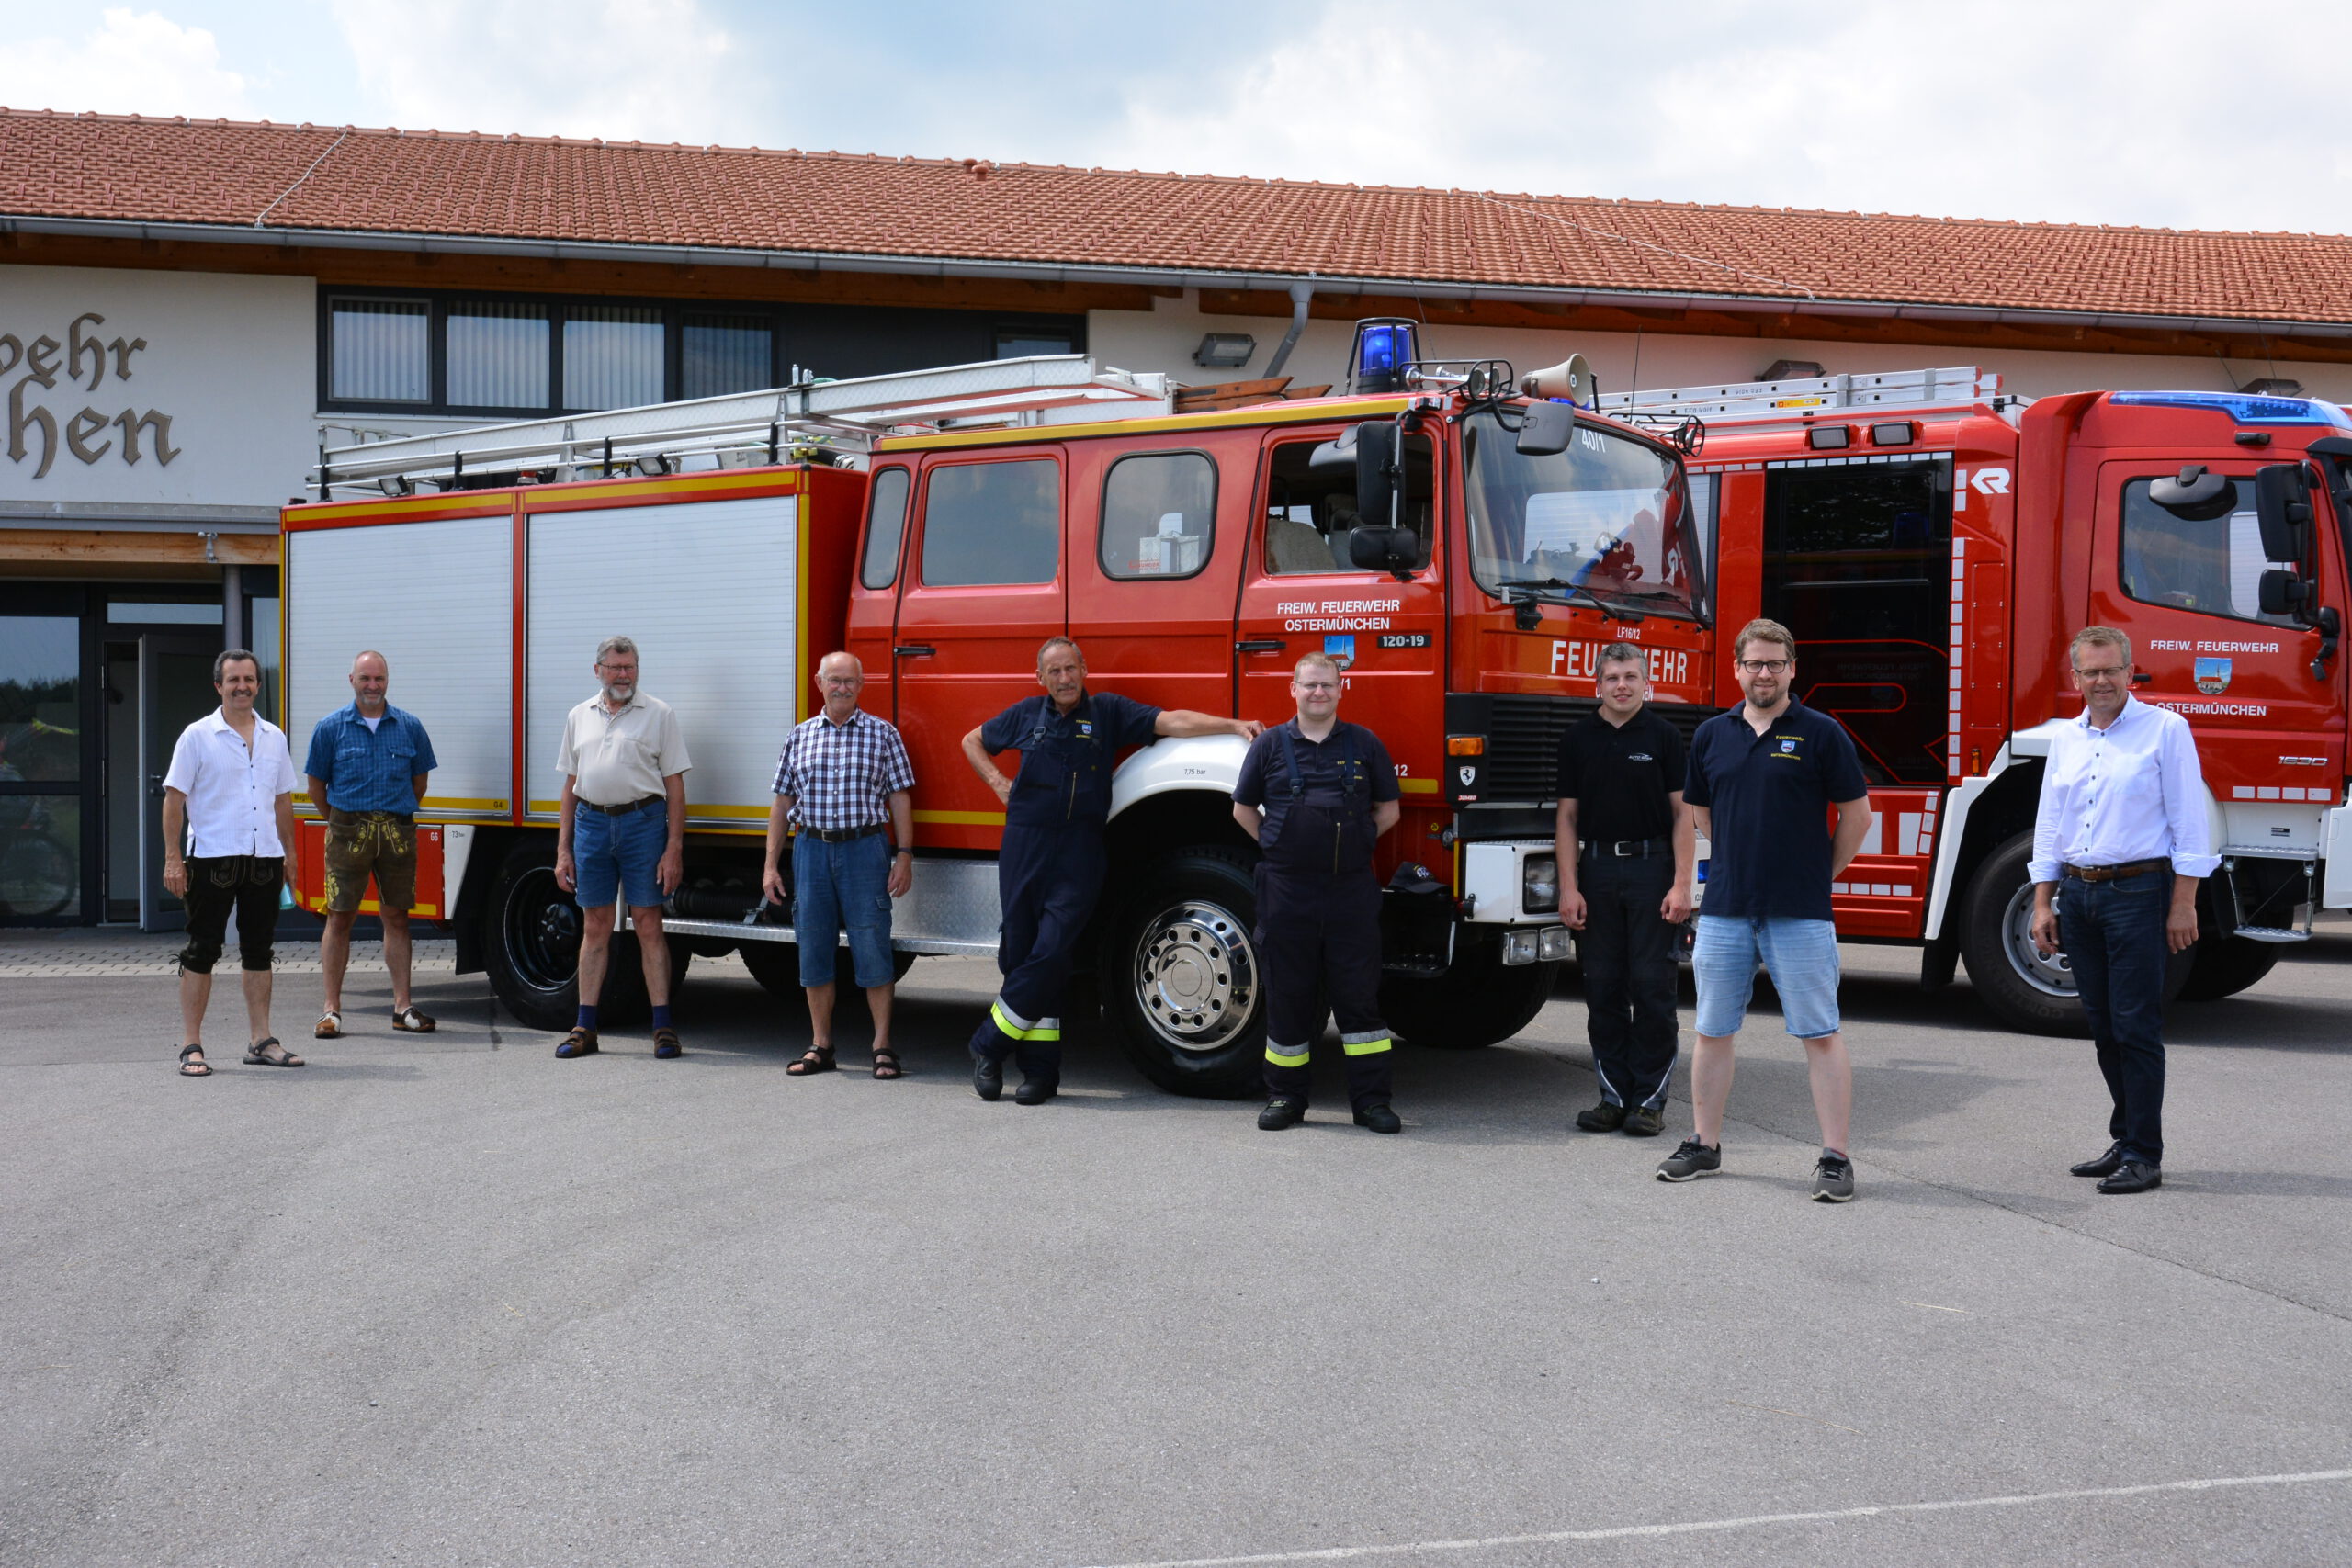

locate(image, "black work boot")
(971, 1052), (1003, 1102)
(1353, 1103), (1402, 1134)
(1575, 1100), (1627, 1133)
(1258, 1096), (1306, 1131)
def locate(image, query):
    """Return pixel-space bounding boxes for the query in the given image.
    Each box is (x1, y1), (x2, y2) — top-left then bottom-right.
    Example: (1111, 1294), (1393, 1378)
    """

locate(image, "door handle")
(894, 644), (937, 659)
(1236, 639), (1285, 654)
(2131, 672), (2154, 683)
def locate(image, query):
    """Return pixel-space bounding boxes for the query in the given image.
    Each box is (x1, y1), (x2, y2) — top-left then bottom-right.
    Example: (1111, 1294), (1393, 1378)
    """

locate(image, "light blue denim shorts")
(1692, 914), (1842, 1039)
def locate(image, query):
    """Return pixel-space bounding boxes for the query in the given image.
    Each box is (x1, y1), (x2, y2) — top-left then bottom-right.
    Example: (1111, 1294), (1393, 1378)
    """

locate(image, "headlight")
(1522, 853), (1558, 914)
(1539, 926), (1574, 962)
(1502, 929), (1541, 965)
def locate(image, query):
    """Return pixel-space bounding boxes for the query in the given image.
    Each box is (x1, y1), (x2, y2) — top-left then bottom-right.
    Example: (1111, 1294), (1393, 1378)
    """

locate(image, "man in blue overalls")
(961, 637), (1261, 1104)
(1231, 651), (1404, 1134)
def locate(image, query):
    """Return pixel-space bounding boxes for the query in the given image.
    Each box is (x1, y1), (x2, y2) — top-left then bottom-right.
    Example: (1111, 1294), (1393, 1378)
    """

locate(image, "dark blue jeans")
(2058, 871), (2170, 1166)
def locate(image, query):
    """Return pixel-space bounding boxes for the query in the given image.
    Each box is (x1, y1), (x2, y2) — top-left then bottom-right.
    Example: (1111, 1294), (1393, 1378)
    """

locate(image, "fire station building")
(6, 107), (2352, 925)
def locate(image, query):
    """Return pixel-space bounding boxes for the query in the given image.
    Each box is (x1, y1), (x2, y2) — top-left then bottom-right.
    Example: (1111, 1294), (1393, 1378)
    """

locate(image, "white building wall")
(1089, 290), (2352, 405)
(0, 265), (318, 515)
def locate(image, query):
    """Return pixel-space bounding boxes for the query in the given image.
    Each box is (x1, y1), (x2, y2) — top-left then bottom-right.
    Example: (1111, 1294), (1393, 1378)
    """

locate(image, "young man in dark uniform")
(1231, 652), (1404, 1134)
(1555, 642), (1693, 1139)
(961, 637), (1260, 1104)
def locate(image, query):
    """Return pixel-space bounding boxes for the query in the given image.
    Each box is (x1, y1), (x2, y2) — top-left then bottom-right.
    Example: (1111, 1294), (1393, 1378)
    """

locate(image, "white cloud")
(0, 6), (254, 119)
(1095, 0), (2352, 235)
(330, 0), (759, 143)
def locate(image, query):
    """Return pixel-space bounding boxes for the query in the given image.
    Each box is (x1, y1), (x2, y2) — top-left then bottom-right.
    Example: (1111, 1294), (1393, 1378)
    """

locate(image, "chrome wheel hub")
(1133, 899), (1257, 1052)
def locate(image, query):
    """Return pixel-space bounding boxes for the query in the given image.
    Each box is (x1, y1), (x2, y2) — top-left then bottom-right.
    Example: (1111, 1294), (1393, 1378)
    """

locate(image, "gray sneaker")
(1656, 1137), (1721, 1181)
(1811, 1153), (1856, 1202)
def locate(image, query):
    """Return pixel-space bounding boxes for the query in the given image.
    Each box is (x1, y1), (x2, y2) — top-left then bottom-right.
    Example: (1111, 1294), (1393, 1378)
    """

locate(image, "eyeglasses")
(1296, 681), (1340, 692)
(2074, 664), (2129, 680)
(1736, 659), (1791, 674)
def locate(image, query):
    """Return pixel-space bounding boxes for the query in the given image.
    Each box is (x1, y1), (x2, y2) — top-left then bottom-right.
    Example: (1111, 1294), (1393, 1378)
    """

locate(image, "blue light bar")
(2108, 389), (2352, 427)
(1358, 322), (1414, 374)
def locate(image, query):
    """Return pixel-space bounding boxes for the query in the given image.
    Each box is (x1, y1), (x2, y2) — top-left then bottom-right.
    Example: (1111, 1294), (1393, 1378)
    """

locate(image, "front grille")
(1460, 692), (1716, 803)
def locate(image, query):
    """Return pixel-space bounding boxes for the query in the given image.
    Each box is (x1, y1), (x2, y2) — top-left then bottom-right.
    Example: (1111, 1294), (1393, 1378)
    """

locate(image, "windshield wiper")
(1498, 576), (1645, 624)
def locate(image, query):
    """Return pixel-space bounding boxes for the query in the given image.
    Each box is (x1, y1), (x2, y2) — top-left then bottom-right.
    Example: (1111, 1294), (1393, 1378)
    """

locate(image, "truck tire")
(1958, 830), (2191, 1036)
(1101, 849), (1265, 1099)
(1381, 941), (1560, 1051)
(2177, 935), (2282, 1002)
(481, 840), (691, 1032)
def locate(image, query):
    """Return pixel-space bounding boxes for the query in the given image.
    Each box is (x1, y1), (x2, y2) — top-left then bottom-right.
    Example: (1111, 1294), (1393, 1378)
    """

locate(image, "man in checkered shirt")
(762, 651), (918, 1078)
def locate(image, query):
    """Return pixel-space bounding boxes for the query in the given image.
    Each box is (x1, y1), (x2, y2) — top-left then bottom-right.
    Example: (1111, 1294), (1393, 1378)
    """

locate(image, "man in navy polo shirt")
(1660, 618), (1873, 1201)
(304, 649), (439, 1040)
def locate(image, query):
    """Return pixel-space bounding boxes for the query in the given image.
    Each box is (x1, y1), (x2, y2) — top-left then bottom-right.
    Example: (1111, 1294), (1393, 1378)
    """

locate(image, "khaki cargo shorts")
(322, 810), (419, 913)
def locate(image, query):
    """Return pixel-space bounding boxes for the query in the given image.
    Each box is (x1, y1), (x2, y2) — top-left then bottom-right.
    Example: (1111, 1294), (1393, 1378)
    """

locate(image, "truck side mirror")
(1516, 400), (1576, 457)
(2255, 463), (2313, 564)
(1354, 419), (1401, 530)
(2259, 569), (2312, 617)
(1349, 525), (1421, 579)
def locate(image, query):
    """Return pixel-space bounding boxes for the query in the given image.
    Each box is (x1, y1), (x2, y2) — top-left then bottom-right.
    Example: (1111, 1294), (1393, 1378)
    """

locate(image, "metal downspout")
(1263, 281), (1316, 378)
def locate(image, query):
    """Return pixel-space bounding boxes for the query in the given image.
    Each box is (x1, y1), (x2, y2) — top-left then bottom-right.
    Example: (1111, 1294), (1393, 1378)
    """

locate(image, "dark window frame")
(2116, 473), (2301, 630)
(318, 286), (1088, 419)
(916, 454), (1065, 589)
(1099, 448), (1219, 582)
(861, 465), (914, 590)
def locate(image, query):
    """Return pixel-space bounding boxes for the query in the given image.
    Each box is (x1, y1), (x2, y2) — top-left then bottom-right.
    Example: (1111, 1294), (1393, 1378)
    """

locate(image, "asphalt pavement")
(4, 922), (2350, 1567)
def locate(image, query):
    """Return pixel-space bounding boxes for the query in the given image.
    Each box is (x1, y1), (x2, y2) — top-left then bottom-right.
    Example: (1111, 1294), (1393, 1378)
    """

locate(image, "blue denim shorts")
(1692, 914), (1843, 1039)
(573, 799), (666, 909)
(794, 831), (895, 988)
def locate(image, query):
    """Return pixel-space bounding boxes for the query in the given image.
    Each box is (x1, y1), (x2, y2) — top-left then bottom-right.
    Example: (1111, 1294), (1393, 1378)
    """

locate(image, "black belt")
(581, 795), (662, 816)
(803, 822), (888, 844)
(1584, 837), (1668, 859)
(2064, 858), (2170, 882)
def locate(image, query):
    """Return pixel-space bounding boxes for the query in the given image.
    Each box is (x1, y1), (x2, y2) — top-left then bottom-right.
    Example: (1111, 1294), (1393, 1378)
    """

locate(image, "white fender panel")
(1108, 733), (1250, 820)
(1922, 749), (2014, 941)
(2324, 807), (2352, 908)
(441, 824), (475, 922)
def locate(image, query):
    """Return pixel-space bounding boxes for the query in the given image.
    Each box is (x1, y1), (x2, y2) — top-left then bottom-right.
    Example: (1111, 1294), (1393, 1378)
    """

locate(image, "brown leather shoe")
(555, 1028), (598, 1058)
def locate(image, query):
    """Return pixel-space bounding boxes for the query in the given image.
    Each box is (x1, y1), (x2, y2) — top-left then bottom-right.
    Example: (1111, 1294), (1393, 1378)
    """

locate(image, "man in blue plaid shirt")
(763, 651), (917, 1078)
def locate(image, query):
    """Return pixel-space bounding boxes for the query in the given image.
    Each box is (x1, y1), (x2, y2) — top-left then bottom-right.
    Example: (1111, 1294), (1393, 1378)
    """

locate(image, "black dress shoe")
(972, 1054), (1003, 1102)
(2070, 1143), (2126, 1179)
(1258, 1096), (1306, 1131)
(2096, 1159), (2161, 1194)
(1013, 1078), (1057, 1106)
(1353, 1103), (1403, 1134)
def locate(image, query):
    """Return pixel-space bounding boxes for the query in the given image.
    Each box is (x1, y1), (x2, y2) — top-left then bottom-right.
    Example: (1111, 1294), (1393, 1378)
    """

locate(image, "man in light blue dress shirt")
(2029, 626), (2218, 1194)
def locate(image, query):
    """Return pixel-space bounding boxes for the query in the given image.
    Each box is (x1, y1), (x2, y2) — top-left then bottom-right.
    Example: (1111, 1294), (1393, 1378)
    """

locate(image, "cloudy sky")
(5, 1), (2349, 236)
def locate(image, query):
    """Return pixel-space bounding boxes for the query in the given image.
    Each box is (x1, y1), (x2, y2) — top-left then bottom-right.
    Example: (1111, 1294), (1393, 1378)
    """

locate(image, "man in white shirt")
(161, 648), (302, 1076)
(2029, 626), (2218, 1194)
(553, 635), (692, 1060)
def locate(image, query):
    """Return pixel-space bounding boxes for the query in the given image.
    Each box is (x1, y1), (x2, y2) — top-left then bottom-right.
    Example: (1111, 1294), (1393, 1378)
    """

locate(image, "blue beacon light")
(2108, 389), (2352, 428)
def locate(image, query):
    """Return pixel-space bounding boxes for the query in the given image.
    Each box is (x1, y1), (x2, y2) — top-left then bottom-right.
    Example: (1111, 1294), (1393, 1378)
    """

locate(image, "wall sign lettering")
(3, 311), (178, 480)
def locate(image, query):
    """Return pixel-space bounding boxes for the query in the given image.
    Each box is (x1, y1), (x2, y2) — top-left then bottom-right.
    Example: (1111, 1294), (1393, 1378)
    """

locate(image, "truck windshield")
(1463, 409), (1702, 620)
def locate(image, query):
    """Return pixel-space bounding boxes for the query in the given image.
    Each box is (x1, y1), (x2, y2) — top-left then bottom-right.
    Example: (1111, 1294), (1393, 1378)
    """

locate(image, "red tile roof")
(6, 107), (2351, 328)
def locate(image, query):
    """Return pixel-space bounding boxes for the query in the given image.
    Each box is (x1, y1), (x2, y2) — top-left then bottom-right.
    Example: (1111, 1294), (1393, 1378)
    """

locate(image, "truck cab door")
(890, 449), (1068, 852)
(1234, 424), (1444, 778)
(1065, 441), (1240, 718)
(2088, 460), (2344, 808)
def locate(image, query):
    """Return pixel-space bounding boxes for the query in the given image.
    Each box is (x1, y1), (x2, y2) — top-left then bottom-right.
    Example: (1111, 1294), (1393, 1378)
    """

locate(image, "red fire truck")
(279, 338), (2352, 1097)
(1601, 367), (2352, 1031)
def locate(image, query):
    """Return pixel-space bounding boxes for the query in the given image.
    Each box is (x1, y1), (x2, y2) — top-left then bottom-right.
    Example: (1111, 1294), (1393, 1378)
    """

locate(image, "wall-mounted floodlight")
(377, 476), (414, 497)
(2240, 378), (2307, 398)
(634, 455), (676, 477)
(1193, 333), (1257, 368)
(1759, 360), (1826, 382)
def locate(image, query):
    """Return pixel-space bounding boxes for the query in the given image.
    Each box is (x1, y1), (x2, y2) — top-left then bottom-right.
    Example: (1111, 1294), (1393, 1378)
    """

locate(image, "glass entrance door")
(137, 634), (220, 931)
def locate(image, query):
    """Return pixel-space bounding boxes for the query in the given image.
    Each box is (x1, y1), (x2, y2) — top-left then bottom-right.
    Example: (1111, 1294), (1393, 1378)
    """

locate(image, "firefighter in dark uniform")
(1231, 651), (1404, 1134)
(961, 637), (1261, 1104)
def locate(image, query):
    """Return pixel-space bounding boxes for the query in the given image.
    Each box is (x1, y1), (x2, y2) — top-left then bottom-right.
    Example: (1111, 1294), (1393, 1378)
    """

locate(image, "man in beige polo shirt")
(553, 635), (692, 1059)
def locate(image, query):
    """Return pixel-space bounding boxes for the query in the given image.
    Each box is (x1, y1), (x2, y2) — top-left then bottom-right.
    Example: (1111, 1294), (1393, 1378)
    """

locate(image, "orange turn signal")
(1446, 735), (1486, 756)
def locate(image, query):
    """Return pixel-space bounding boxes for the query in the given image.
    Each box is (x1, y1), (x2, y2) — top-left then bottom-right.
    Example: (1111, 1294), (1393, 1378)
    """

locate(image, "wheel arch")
(1924, 746), (2044, 944)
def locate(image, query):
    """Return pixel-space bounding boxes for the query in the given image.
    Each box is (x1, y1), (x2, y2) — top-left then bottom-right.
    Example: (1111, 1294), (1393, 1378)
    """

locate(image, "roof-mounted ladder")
(1597, 366), (2006, 422)
(313, 355), (1173, 498)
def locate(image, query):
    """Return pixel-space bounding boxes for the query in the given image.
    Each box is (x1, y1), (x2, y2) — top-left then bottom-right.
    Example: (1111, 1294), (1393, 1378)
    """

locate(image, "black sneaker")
(1352, 1104), (1402, 1134)
(1811, 1153), (1856, 1202)
(1622, 1105), (1666, 1138)
(1656, 1137), (1721, 1181)
(1258, 1096), (1306, 1131)
(1574, 1100), (1627, 1133)
(971, 1053), (1003, 1102)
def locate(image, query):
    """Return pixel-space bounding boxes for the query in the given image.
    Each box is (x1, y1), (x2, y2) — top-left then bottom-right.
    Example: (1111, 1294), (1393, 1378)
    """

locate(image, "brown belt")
(2062, 858), (2171, 882)
(581, 795), (662, 816)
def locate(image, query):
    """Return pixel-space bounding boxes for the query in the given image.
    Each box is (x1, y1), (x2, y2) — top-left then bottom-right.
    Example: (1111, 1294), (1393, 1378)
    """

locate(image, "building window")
(328, 298), (430, 402)
(997, 328), (1075, 359)
(447, 300), (550, 410)
(0, 614), (83, 919)
(564, 305), (666, 411)
(1101, 452), (1216, 580)
(921, 460), (1059, 586)
(683, 314), (775, 400)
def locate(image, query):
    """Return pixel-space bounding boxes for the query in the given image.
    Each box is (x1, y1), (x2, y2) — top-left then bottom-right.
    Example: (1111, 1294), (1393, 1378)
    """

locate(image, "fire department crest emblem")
(2194, 657), (2231, 694)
